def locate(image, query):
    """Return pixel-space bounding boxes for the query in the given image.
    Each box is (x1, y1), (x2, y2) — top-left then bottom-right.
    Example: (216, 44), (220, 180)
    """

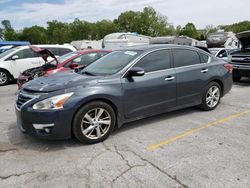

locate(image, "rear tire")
(72, 101), (116, 144)
(0, 69), (11, 86)
(199, 82), (221, 111)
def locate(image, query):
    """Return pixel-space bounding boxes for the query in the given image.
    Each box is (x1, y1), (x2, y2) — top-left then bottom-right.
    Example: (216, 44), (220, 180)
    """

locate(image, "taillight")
(224, 63), (233, 73)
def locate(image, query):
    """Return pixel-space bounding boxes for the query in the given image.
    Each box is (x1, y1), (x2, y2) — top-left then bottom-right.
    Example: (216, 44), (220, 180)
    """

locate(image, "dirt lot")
(0, 79), (250, 188)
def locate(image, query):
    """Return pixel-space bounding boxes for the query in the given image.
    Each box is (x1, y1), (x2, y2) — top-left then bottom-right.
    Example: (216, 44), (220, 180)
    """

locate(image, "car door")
(122, 49), (177, 119)
(9, 48), (42, 78)
(172, 48), (210, 106)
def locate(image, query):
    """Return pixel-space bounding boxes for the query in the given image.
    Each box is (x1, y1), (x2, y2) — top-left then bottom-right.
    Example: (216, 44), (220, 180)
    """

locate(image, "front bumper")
(15, 105), (73, 140)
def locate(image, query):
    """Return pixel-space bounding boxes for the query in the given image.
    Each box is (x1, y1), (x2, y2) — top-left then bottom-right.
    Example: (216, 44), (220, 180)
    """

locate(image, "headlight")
(33, 92), (74, 110)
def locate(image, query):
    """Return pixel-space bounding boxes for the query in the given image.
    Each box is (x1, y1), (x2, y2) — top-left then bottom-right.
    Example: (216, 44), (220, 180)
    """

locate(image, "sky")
(0, 0), (249, 29)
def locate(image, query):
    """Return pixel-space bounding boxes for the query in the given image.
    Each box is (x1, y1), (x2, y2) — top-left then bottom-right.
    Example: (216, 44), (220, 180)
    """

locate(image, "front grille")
(16, 92), (37, 110)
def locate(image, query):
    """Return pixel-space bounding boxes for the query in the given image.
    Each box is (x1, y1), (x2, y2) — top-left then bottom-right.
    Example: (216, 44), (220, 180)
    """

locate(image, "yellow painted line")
(147, 109), (250, 150)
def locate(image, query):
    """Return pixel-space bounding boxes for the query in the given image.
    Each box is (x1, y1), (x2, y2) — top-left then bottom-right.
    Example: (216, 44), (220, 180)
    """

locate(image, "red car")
(17, 49), (110, 88)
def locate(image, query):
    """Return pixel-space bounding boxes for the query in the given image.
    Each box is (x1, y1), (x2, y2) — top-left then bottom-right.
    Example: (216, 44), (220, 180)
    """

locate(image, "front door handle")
(165, 76), (175, 81)
(201, 69), (208, 73)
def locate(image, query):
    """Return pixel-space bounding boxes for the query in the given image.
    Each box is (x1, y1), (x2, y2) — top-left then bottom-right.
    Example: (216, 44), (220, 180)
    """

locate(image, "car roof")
(117, 44), (210, 54)
(118, 44), (201, 51)
(77, 49), (111, 54)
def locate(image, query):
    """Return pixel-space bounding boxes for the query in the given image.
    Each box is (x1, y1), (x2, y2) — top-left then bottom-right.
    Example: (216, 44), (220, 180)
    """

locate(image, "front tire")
(73, 101), (116, 144)
(199, 82), (221, 111)
(0, 69), (10, 86)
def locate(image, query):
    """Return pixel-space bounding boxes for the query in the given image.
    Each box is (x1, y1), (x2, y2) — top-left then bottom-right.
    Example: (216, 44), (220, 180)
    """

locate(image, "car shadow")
(112, 106), (199, 136)
(7, 123), (83, 152)
(7, 107), (200, 152)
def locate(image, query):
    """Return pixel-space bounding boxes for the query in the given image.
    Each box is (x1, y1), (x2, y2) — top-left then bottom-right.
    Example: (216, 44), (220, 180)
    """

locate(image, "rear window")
(173, 49), (201, 68)
(199, 53), (209, 63)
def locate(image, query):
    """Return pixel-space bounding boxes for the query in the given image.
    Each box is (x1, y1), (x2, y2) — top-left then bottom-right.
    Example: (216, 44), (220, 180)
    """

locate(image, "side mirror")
(128, 67), (145, 77)
(69, 62), (78, 69)
(11, 55), (19, 60)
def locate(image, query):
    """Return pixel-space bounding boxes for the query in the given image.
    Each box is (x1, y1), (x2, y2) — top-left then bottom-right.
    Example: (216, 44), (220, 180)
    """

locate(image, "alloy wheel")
(206, 86), (220, 108)
(0, 71), (7, 85)
(80, 108), (111, 140)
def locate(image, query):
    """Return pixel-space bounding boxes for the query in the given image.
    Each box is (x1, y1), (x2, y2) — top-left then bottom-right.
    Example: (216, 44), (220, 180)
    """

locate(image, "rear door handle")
(165, 76), (175, 81)
(201, 69), (208, 73)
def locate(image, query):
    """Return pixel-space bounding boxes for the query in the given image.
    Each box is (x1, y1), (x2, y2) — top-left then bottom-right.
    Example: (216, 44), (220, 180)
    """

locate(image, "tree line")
(0, 7), (249, 44)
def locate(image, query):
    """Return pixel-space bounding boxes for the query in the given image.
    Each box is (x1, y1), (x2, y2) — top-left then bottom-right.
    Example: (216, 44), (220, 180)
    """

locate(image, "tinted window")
(173, 49), (200, 68)
(58, 48), (72, 56)
(46, 48), (59, 56)
(199, 53), (209, 63)
(135, 50), (171, 72)
(14, 49), (37, 59)
(217, 50), (227, 58)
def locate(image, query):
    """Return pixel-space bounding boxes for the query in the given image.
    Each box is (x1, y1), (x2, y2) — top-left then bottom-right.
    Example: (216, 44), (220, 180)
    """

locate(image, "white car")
(209, 48), (239, 62)
(0, 44), (76, 86)
(0, 45), (14, 53)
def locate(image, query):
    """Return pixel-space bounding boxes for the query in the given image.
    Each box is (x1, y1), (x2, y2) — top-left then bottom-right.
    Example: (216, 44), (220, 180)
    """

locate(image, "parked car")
(17, 49), (110, 88)
(209, 48), (239, 62)
(15, 45), (233, 143)
(0, 44), (76, 86)
(0, 45), (15, 54)
(230, 30), (250, 81)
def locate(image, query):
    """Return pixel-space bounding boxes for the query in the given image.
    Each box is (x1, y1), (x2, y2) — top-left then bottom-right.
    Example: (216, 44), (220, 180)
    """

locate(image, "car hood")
(236, 31), (250, 48)
(22, 71), (101, 92)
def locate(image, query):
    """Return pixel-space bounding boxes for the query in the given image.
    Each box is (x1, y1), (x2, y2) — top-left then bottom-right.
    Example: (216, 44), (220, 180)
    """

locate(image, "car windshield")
(81, 50), (142, 76)
(0, 47), (17, 59)
(49, 51), (78, 65)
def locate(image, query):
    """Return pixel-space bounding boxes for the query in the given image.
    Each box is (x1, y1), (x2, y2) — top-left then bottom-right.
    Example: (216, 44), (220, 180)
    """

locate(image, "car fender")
(0, 60), (13, 77)
(68, 85), (124, 127)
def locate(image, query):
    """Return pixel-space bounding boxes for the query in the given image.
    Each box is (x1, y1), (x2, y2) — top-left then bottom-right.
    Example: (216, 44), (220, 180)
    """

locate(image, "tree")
(18, 26), (47, 44)
(180, 23), (199, 39)
(1, 20), (17, 40)
(69, 19), (91, 41)
(0, 27), (4, 40)
(219, 21), (250, 33)
(46, 20), (70, 44)
(114, 10), (141, 33)
(95, 20), (118, 40)
(115, 7), (173, 36)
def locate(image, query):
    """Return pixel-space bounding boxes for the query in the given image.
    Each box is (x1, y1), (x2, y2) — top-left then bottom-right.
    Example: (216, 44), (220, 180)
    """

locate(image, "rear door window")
(11, 49), (37, 60)
(135, 50), (171, 72)
(173, 49), (201, 68)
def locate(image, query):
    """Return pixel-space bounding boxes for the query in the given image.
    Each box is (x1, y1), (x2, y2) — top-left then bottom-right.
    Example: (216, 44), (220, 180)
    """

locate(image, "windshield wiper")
(81, 71), (96, 76)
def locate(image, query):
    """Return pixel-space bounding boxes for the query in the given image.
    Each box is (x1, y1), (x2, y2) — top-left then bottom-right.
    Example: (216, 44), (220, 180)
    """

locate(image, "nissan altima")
(15, 45), (233, 143)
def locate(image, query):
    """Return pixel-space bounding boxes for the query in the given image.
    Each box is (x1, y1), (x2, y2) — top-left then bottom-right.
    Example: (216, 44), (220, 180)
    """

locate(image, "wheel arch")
(0, 68), (14, 80)
(209, 79), (224, 96)
(70, 97), (122, 137)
